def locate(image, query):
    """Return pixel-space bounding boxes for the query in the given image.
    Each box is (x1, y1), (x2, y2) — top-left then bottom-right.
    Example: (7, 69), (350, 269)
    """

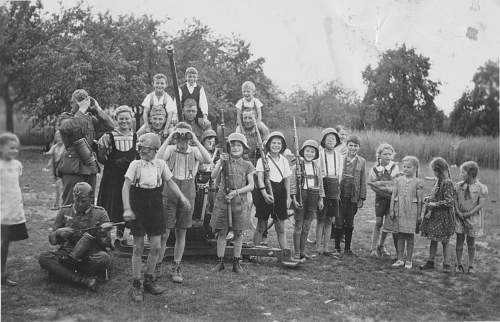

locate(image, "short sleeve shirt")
(235, 98), (263, 112)
(124, 159), (172, 188)
(256, 154), (291, 183)
(158, 145), (204, 180)
(0, 159), (25, 225)
(141, 92), (176, 114)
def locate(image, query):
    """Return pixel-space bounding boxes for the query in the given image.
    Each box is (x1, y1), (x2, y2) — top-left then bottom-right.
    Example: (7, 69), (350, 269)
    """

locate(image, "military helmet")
(299, 139), (320, 160)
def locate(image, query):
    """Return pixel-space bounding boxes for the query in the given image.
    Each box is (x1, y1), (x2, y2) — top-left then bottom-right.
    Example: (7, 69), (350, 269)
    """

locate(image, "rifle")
(293, 117), (303, 207)
(166, 45), (183, 122)
(220, 110), (233, 239)
(254, 119), (273, 202)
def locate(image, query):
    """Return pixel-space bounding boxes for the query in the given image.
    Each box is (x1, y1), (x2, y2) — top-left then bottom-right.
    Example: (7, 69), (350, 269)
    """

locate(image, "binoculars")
(173, 131), (193, 141)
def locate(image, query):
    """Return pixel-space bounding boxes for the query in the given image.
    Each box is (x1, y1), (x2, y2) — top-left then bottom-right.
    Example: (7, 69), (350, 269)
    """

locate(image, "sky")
(40, 0), (500, 114)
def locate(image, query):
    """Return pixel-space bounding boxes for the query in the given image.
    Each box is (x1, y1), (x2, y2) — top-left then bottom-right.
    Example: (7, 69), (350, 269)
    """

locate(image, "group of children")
(0, 67), (489, 301)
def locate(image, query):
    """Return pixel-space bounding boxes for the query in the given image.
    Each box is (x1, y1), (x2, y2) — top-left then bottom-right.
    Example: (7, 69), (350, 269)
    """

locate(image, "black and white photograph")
(1, 0), (499, 320)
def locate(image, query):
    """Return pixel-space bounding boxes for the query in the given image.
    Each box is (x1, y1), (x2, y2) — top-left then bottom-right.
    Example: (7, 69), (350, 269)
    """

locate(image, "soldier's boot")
(143, 273), (165, 295)
(232, 257), (243, 273)
(211, 257), (224, 272)
(41, 257), (97, 291)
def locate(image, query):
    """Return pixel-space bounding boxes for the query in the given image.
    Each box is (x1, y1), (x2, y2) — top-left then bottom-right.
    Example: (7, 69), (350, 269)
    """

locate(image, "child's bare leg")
(379, 231), (388, 248)
(1, 238), (10, 277)
(397, 233), (405, 261)
(132, 236), (144, 280)
(323, 217), (333, 252)
(216, 230), (227, 258)
(173, 229), (187, 264)
(429, 240), (438, 262)
(55, 179), (62, 207)
(293, 213), (304, 256)
(301, 217), (313, 255)
(145, 235), (161, 275)
(442, 240), (450, 266)
(456, 233), (465, 266)
(233, 231), (243, 258)
(316, 220), (324, 252)
(466, 236), (475, 267)
(371, 217), (383, 251)
(158, 230), (171, 264)
(275, 220), (287, 250)
(253, 219), (266, 246)
(406, 234), (414, 262)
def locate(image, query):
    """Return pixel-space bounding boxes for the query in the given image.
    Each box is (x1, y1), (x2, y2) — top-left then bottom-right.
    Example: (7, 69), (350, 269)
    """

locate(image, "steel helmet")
(201, 129), (218, 144)
(320, 128), (341, 148)
(299, 139), (320, 160)
(227, 132), (249, 150)
(265, 131), (287, 153)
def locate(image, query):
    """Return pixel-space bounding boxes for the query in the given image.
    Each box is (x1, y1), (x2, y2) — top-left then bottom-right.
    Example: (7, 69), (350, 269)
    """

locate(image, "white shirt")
(178, 83), (208, 115)
(369, 161), (400, 181)
(0, 159), (26, 225)
(319, 148), (344, 182)
(235, 97), (263, 111)
(303, 162), (316, 189)
(141, 92), (176, 114)
(256, 154), (291, 183)
(125, 159), (172, 188)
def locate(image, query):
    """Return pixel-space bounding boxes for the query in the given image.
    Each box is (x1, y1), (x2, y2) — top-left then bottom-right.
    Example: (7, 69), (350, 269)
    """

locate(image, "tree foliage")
(0, 2), (278, 131)
(449, 60), (499, 137)
(361, 44), (443, 134)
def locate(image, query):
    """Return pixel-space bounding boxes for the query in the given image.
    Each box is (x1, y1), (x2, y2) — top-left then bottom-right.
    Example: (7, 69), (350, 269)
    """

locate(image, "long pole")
(166, 45), (183, 122)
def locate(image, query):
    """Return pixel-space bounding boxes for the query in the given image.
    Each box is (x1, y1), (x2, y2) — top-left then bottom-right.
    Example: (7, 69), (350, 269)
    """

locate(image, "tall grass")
(281, 127), (499, 169)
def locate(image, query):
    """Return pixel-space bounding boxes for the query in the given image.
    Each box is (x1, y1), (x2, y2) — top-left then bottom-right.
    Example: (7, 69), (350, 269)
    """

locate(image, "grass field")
(2, 148), (500, 321)
(280, 127), (500, 169)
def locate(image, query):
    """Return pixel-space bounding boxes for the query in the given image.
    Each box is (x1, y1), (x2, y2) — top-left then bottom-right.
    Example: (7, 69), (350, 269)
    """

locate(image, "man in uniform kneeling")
(39, 182), (113, 291)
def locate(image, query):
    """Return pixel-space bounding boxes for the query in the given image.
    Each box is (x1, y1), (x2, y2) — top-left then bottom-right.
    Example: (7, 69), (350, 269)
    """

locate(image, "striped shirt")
(98, 130), (135, 155)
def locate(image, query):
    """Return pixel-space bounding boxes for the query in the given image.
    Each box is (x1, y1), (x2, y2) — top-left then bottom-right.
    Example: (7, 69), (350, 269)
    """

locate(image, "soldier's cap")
(150, 105), (167, 117)
(201, 129), (217, 143)
(320, 128), (341, 148)
(114, 105), (134, 119)
(73, 182), (92, 199)
(299, 139), (319, 160)
(138, 133), (161, 150)
(265, 131), (287, 153)
(71, 89), (89, 103)
(228, 132), (249, 150)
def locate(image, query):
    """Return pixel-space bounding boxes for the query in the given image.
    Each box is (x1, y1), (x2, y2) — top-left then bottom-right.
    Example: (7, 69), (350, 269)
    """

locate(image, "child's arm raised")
(191, 132), (212, 163)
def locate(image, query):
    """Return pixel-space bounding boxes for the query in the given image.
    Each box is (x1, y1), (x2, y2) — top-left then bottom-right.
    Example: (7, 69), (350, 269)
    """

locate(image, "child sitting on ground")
(454, 161), (488, 274)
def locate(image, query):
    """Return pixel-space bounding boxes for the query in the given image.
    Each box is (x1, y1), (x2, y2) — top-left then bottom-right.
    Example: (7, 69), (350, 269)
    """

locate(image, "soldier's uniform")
(58, 110), (114, 205)
(38, 205), (112, 285)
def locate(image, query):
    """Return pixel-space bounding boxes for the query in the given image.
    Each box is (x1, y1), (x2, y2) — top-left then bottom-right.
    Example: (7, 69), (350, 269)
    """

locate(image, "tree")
(0, 1), (47, 131)
(361, 44), (442, 134)
(449, 60), (499, 136)
(1, 2), (279, 132)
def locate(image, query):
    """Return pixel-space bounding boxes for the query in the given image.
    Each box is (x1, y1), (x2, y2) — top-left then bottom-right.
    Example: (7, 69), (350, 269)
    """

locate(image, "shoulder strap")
(268, 155), (284, 180)
(107, 131), (116, 151)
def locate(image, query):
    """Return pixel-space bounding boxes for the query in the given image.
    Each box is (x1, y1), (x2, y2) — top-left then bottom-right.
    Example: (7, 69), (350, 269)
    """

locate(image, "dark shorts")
(253, 180), (287, 221)
(375, 195), (391, 217)
(130, 186), (166, 237)
(1, 223), (28, 242)
(317, 198), (339, 221)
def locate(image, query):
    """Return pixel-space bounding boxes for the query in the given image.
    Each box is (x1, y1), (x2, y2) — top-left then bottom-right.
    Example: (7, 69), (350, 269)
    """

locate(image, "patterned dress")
(420, 178), (455, 242)
(455, 180), (488, 237)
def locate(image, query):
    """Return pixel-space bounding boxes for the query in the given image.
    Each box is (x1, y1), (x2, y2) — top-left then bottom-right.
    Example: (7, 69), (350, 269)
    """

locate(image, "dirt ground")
(2, 148), (500, 321)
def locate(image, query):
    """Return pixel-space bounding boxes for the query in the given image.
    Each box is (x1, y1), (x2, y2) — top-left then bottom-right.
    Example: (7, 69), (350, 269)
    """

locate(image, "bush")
(280, 127), (499, 169)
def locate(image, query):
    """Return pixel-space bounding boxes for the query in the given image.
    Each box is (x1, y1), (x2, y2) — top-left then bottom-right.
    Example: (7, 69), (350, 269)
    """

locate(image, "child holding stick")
(210, 133), (255, 272)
